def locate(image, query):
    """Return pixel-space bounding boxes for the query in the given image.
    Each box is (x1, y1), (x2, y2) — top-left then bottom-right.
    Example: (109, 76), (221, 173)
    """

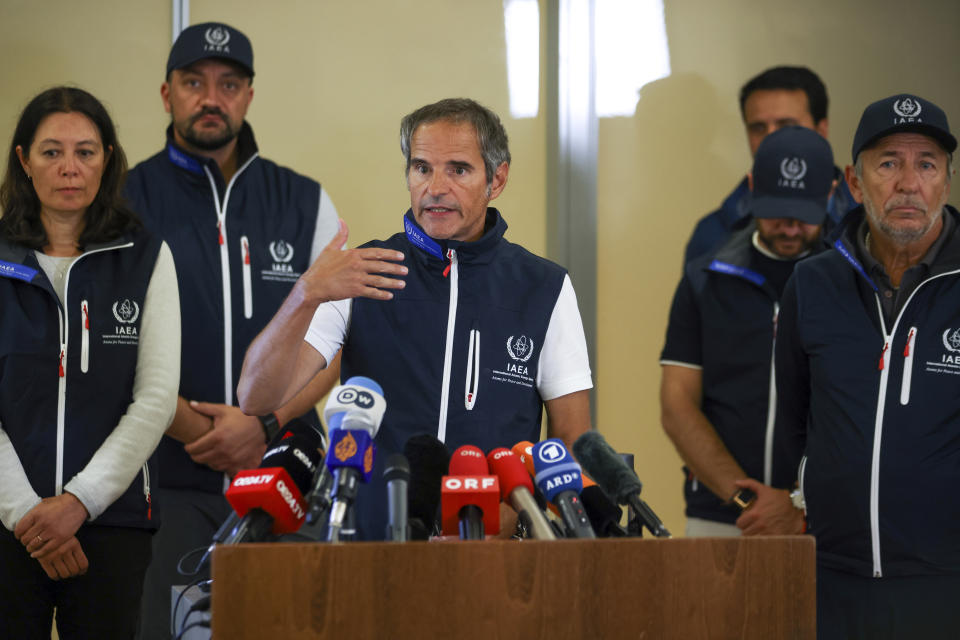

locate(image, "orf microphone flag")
(441, 445), (500, 538)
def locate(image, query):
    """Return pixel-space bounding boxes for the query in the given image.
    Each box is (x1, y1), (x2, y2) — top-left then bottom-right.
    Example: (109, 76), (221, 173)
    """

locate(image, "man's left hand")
(184, 402), (267, 476)
(15, 493), (89, 558)
(733, 478), (804, 536)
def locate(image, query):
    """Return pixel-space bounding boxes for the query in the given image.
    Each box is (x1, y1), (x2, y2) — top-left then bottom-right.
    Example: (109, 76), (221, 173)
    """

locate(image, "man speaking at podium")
(238, 98), (594, 539)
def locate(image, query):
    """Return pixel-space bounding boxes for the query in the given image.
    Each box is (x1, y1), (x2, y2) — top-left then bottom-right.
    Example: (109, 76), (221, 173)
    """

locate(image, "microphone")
(580, 483), (628, 537)
(404, 434), (450, 540)
(573, 431), (672, 538)
(323, 376), (387, 542)
(304, 463), (334, 526)
(384, 453), (410, 542)
(487, 448), (557, 540)
(441, 445), (500, 539)
(532, 439), (596, 538)
(222, 430), (324, 544)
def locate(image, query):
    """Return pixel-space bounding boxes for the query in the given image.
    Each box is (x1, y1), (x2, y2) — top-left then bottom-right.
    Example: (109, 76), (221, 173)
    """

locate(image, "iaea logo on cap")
(893, 97), (922, 118)
(780, 157), (808, 181)
(204, 26), (231, 47)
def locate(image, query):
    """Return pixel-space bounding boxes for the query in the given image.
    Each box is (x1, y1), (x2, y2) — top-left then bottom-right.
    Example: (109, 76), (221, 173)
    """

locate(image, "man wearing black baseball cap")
(125, 22), (342, 640)
(660, 126), (834, 537)
(777, 93), (959, 638)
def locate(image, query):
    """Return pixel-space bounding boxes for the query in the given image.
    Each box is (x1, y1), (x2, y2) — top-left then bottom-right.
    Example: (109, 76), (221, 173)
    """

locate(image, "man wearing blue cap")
(125, 23), (342, 639)
(776, 94), (959, 638)
(683, 66), (856, 265)
(660, 126), (834, 537)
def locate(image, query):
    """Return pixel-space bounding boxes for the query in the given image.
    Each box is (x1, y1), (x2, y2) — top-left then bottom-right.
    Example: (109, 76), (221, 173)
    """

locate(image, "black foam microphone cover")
(573, 430), (643, 503)
(403, 434), (450, 540)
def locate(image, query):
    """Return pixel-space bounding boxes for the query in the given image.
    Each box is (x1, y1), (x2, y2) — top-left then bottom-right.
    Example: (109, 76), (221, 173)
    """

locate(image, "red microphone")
(220, 432), (323, 543)
(225, 467), (306, 535)
(441, 445), (500, 539)
(487, 448), (557, 540)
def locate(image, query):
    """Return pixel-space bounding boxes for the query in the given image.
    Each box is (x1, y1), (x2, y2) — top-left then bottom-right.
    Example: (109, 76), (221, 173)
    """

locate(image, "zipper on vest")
(56, 308), (67, 495)
(465, 320), (479, 410)
(80, 300), (90, 373)
(203, 155), (258, 404)
(869, 294), (891, 577)
(142, 463), (152, 520)
(241, 236), (253, 319)
(437, 249), (459, 441)
(763, 302), (780, 485)
(900, 327), (917, 405)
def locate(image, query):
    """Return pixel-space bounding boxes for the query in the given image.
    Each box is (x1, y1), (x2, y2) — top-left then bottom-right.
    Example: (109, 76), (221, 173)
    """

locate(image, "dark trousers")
(137, 488), (231, 640)
(0, 524), (152, 640)
(818, 565), (960, 640)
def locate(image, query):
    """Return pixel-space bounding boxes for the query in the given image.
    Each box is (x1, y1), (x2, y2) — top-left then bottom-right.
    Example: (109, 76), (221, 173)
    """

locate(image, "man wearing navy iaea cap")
(660, 126), (834, 537)
(776, 93), (959, 639)
(126, 22), (342, 640)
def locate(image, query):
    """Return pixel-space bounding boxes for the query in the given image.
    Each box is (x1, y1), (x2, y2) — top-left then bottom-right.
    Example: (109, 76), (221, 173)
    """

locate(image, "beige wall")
(2, 0), (959, 542)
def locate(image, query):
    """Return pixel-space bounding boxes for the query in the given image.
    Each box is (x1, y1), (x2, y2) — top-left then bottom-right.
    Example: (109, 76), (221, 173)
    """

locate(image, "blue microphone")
(323, 376), (386, 541)
(532, 439), (596, 538)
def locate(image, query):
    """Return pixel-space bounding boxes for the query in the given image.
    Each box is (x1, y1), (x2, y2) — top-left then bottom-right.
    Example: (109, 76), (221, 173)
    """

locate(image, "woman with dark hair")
(0, 86), (180, 638)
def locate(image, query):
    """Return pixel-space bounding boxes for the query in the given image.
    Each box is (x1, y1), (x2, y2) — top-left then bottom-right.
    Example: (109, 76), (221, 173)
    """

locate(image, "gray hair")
(400, 98), (511, 184)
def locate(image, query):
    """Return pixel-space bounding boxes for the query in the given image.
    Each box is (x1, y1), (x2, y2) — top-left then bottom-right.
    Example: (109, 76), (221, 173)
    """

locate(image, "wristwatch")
(789, 488), (806, 511)
(258, 413), (280, 443)
(730, 488), (757, 511)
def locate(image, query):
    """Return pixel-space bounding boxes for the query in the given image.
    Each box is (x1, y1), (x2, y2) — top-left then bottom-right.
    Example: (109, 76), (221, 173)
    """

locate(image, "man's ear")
(487, 162), (510, 201)
(815, 117), (829, 140)
(160, 82), (172, 114)
(844, 164), (864, 204)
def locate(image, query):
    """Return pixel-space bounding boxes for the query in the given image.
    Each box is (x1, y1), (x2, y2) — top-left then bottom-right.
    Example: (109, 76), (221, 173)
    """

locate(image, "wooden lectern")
(211, 536), (814, 639)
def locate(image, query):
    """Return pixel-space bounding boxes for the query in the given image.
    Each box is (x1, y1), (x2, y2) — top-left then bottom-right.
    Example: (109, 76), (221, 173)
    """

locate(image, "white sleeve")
(309, 187), (340, 263)
(536, 274), (593, 401)
(304, 298), (352, 366)
(0, 424), (42, 531)
(64, 242), (181, 520)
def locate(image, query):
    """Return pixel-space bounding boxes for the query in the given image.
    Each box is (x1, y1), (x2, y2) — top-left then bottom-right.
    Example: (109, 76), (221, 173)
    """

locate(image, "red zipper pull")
(443, 249), (453, 278)
(243, 238), (250, 265)
(58, 348), (65, 377)
(146, 492), (152, 520)
(904, 329), (915, 357)
(82, 302), (90, 329)
(878, 341), (889, 371)
(217, 221), (224, 245)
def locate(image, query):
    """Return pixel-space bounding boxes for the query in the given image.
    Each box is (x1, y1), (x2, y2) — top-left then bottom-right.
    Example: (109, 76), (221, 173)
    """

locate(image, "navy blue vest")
(0, 230), (163, 529)
(125, 125), (323, 492)
(344, 210), (566, 539)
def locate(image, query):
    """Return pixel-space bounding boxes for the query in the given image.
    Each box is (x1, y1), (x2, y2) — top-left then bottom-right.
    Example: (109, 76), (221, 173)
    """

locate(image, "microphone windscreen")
(403, 434), (450, 529)
(573, 431), (643, 503)
(384, 453), (410, 483)
(449, 445), (489, 476)
(486, 448), (534, 500)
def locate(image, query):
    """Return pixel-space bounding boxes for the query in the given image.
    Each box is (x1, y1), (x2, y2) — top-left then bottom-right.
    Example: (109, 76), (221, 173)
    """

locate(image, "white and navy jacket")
(0, 231), (165, 529)
(124, 124), (338, 493)
(661, 226), (813, 523)
(313, 209), (589, 539)
(777, 205), (960, 577)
